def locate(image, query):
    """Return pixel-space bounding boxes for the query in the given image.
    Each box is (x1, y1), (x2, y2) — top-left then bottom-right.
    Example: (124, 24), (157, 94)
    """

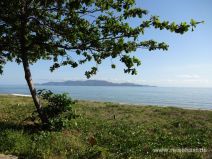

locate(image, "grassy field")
(0, 95), (211, 159)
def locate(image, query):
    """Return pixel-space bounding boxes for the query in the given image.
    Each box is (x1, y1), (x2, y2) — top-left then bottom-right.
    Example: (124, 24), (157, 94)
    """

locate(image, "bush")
(36, 89), (77, 130)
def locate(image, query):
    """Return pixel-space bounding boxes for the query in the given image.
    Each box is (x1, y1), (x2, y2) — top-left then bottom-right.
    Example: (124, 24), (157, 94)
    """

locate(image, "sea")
(0, 85), (212, 110)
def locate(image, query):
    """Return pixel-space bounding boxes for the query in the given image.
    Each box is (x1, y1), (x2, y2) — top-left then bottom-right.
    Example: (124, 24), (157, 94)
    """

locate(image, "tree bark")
(22, 57), (49, 124)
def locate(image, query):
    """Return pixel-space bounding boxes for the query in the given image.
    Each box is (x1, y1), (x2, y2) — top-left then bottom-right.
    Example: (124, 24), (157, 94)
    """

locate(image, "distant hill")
(37, 80), (155, 87)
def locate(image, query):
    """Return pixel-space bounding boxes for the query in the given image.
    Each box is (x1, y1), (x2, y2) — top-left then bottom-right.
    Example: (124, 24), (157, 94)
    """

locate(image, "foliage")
(0, 95), (211, 158)
(37, 90), (77, 130)
(0, 0), (203, 77)
(37, 89), (74, 118)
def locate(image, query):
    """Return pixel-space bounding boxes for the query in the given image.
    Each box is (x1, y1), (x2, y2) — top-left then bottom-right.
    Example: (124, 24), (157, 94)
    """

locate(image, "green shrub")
(36, 90), (77, 130)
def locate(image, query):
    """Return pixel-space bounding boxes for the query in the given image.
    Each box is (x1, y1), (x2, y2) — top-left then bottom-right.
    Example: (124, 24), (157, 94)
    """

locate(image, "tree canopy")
(0, 0), (202, 78)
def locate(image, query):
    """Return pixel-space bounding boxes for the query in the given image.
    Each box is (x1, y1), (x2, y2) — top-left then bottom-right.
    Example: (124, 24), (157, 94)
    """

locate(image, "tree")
(0, 0), (202, 123)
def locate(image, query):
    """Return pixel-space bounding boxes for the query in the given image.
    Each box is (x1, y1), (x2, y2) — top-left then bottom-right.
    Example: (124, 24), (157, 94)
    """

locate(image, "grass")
(0, 95), (211, 159)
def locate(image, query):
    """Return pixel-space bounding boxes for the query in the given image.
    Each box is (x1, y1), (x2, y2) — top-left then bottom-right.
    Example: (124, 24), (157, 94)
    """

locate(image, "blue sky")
(1, 0), (212, 87)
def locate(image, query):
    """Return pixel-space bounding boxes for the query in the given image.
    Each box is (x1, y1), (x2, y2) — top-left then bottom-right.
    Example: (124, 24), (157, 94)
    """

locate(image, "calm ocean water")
(0, 85), (212, 109)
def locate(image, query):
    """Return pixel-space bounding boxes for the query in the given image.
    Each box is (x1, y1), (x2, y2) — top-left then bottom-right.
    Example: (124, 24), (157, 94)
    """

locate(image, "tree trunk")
(19, 1), (48, 124)
(22, 58), (49, 124)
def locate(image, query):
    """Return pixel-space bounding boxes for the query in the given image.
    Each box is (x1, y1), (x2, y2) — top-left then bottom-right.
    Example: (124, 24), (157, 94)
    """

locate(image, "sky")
(0, 0), (212, 87)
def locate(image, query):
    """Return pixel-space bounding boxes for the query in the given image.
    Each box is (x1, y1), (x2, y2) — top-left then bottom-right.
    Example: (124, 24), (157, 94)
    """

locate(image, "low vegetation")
(0, 95), (211, 159)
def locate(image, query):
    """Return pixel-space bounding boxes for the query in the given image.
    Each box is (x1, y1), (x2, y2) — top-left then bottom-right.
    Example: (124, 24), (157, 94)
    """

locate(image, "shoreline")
(0, 93), (211, 111)
(79, 99), (212, 111)
(11, 94), (31, 97)
(0, 93), (31, 97)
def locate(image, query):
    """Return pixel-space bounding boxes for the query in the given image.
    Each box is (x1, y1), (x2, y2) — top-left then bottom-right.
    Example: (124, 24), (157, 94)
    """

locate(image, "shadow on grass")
(0, 121), (42, 133)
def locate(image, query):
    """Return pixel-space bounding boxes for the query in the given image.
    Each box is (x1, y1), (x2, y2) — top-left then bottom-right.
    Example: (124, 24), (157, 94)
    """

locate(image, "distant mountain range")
(37, 80), (155, 87)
